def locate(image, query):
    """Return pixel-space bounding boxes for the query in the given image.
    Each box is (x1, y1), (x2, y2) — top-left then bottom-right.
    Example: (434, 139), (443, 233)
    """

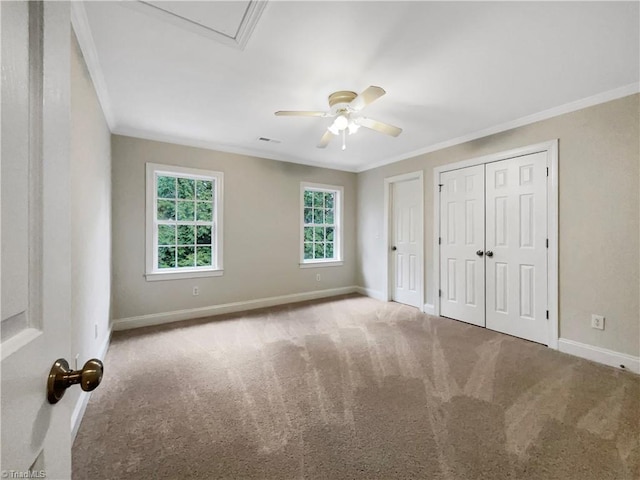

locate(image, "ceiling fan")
(275, 86), (402, 150)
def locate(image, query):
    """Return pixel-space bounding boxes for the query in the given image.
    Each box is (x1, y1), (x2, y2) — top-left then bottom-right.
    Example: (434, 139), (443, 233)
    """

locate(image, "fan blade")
(358, 117), (402, 137)
(317, 130), (335, 148)
(349, 86), (386, 111)
(275, 110), (328, 117)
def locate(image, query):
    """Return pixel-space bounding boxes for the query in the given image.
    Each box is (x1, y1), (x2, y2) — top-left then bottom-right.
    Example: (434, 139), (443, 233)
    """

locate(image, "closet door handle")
(485, 250), (494, 257)
(476, 250), (484, 256)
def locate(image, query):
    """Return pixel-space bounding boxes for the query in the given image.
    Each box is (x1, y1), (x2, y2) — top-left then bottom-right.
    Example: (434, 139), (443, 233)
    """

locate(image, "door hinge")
(546, 238), (549, 248)
(438, 184), (443, 192)
(438, 237), (441, 245)
(546, 310), (549, 319)
(439, 289), (442, 297)
(546, 167), (549, 177)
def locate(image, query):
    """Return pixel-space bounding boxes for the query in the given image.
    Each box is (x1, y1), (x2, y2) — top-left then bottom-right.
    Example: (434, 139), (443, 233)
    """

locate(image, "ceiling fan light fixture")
(275, 85), (401, 150)
(333, 114), (349, 130)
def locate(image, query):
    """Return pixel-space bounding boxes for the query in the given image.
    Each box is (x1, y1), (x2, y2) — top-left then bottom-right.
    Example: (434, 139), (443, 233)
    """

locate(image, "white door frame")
(433, 140), (559, 348)
(383, 171), (424, 311)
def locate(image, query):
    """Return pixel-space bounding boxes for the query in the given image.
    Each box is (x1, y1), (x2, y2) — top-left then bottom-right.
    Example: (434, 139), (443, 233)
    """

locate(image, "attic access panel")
(125, 1), (266, 49)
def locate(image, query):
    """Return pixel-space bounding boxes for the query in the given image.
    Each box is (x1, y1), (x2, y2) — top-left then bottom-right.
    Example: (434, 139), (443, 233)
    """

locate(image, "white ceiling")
(76, 1), (639, 172)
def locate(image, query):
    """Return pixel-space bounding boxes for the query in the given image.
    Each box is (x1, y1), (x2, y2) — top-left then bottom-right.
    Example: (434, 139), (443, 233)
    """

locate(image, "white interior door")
(485, 153), (548, 344)
(1, 2), (72, 477)
(439, 152), (548, 344)
(391, 178), (422, 308)
(439, 165), (486, 327)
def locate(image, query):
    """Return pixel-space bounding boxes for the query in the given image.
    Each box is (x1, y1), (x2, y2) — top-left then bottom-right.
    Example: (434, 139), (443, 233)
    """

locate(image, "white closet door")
(485, 152), (548, 344)
(439, 165), (485, 327)
(391, 179), (422, 308)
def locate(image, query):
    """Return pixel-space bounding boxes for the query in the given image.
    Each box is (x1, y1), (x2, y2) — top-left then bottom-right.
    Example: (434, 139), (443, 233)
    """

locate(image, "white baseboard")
(423, 303), (435, 315)
(113, 286), (359, 331)
(71, 327), (113, 442)
(558, 338), (639, 375)
(355, 286), (386, 301)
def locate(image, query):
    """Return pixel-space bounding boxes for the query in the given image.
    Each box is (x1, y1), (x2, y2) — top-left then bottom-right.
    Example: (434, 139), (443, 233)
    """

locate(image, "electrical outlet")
(193, 286), (199, 296)
(316, 274), (321, 282)
(591, 314), (605, 330)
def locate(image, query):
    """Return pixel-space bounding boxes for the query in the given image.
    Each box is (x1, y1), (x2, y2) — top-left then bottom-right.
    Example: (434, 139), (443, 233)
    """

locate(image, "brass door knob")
(47, 358), (104, 404)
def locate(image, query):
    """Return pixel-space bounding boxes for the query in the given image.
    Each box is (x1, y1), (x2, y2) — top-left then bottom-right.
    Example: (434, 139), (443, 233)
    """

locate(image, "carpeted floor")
(73, 294), (639, 479)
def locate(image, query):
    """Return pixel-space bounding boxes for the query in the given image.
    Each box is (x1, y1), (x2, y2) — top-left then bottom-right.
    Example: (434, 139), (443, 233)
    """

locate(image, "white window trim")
(145, 163), (224, 281)
(299, 182), (344, 267)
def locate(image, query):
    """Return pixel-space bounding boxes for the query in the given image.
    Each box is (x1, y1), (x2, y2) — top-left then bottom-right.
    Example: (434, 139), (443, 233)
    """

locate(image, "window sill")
(299, 261), (344, 269)
(145, 269), (224, 282)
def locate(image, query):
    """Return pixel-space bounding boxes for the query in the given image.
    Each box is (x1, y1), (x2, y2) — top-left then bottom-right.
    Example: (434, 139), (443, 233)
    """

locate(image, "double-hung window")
(146, 163), (223, 280)
(300, 182), (343, 267)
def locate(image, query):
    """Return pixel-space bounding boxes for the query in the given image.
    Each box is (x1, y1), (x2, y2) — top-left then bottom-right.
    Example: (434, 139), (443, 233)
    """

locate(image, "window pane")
(157, 200), (176, 220)
(196, 201), (212, 221)
(324, 192), (334, 208)
(304, 190), (313, 207)
(197, 225), (212, 245)
(177, 246), (195, 267)
(301, 186), (340, 263)
(158, 224), (175, 245)
(326, 227), (334, 241)
(196, 180), (213, 201)
(304, 208), (313, 224)
(177, 225), (195, 245)
(196, 246), (212, 266)
(157, 176), (176, 199)
(177, 201), (195, 221)
(177, 177), (195, 200)
(158, 247), (176, 269)
(303, 227), (314, 242)
(304, 243), (314, 260)
(326, 242), (334, 258)
(325, 209), (334, 224)
(313, 208), (324, 224)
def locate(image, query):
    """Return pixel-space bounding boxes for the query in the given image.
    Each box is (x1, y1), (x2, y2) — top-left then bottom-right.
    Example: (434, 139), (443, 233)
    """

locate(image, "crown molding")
(71, 1), (115, 130)
(111, 125), (359, 173)
(356, 82), (640, 172)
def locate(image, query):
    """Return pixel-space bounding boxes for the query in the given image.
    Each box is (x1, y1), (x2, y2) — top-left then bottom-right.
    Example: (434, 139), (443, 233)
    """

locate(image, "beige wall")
(70, 31), (112, 396)
(111, 135), (357, 320)
(357, 94), (639, 357)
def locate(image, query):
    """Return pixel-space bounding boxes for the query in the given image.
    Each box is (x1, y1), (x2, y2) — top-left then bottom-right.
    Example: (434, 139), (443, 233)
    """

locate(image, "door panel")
(439, 165), (485, 326)
(485, 153), (548, 343)
(391, 179), (421, 308)
(1, 2), (72, 476)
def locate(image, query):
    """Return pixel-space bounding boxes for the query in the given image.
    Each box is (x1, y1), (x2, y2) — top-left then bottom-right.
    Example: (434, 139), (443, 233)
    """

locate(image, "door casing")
(433, 140), (559, 349)
(384, 171), (424, 310)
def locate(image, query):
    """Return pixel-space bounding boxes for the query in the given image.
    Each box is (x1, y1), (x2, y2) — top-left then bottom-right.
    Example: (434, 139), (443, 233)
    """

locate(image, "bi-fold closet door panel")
(439, 152), (548, 344)
(485, 153), (548, 344)
(439, 165), (486, 327)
